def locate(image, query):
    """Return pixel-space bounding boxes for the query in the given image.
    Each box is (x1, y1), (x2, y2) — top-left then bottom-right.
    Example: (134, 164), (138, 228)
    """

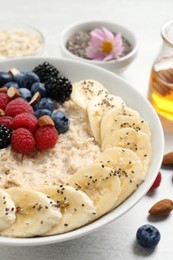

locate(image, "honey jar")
(148, 19), (173, 125)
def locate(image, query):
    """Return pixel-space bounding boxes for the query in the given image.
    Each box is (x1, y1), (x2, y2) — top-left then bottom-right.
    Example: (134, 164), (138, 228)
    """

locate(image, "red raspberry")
(5, 98), (34, 117)
(149, 172), (162, 191)
(0, 116), (13, 130)
(0, 93), (11, 110)
(12, 113), (38, 133)
(11, 128), (35, 154)
(35, 126), (58, 150)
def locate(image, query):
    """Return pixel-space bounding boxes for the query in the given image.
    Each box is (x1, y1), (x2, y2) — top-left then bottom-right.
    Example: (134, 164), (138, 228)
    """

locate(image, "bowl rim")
(59, 19), (139, 65)
(0, 57), (164, 246)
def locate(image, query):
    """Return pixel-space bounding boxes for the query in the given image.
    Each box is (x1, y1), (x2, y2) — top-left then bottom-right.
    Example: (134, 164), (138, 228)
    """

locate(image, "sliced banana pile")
(0, 79), (152, 238)
(0, 188), (62, 237)
(71, 79), (152, 206)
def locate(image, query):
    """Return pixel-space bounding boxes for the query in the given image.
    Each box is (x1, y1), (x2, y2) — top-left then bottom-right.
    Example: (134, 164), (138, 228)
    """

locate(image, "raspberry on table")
(5, 98), (34, 117)
(0, 116), (13, 130)
(35, 125), (58, 150)
(11, 128), (35, 154)
(12, 113), (38, 133)
(0, 93), (11, 110)
(149, 172), (162, 191)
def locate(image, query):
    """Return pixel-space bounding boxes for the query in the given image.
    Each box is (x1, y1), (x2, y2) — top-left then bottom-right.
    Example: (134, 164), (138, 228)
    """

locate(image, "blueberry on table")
(51, 111), (70, 133)
(0, 72), (13, 86)
(31, 82), (46, 97)
(34, 109), (52, 118)
(34, 97), (57, 112)
(3, 81), (19, 89)
(19, 88), (32, 101)
(136, 224), (161, 248)
(13, 72), (40, 89)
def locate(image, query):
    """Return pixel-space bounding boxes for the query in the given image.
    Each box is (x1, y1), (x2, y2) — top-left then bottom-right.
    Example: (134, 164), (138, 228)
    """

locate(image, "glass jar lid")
(161, 19), (173, 46)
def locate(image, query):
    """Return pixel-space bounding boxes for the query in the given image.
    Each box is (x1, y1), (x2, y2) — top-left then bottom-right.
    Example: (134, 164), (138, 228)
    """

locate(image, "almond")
(0, 87), (8, 93)
(29, 92), (41, 106)
(0, 109), (5, 116)
(8, 68), (20, 76)
(7, 87), (20, 99)
(162, 152), (173, 167)
(38, 115), (55, 127)
(149, 199), (173, 216)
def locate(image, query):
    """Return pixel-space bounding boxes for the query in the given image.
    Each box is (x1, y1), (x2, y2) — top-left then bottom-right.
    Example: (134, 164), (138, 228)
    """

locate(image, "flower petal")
(101, 27), (114, 40)
(85, 27), (124, 60)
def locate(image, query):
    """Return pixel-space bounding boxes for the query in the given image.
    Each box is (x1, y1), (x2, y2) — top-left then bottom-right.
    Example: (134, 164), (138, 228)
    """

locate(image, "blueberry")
(19, 88), (32, 101)
(136, 224), (161, 248)
(34, 109), (52, 118)
(0, 72), (13, 86)
(14, 72), (40, 89)
(51, 111), (70, 133)
(31, 82), (46, 97)
(34, 98), (57, 112)
(3, 81), (19, 89)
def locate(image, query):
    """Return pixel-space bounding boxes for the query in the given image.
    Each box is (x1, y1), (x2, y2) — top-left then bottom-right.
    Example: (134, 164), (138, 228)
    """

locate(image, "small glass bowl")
(0, 22), (45, 59)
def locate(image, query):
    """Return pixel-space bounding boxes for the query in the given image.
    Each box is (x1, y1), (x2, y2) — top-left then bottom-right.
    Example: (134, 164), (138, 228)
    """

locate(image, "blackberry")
(33, 62), (59, 82)
(0, 124), (11, 149)
(45, 76), (72, 102)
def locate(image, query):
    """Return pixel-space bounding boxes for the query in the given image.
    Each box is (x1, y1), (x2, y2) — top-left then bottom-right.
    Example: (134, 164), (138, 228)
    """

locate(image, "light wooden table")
(0, 0), (173, 259)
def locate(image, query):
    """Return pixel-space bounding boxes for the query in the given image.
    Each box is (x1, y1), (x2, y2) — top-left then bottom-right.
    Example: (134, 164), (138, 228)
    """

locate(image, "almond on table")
(149, 199), (173, 216)
(162, 152), (173, 167)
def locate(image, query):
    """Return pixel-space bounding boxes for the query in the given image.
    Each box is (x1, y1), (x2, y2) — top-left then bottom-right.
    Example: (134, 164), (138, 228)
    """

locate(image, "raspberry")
(149, 172), (162, 191)
(0, 93), (11, 110)
(12, 113), (38, 133)
(11, 128), (35, 154)
(0, 116), (13, 130)
(35, 126), (58, 150)
(5, 98), (34, 117)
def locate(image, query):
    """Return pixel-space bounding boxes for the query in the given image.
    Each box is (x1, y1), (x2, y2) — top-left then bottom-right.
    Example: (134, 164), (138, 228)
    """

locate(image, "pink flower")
(86, 27), (124, 61)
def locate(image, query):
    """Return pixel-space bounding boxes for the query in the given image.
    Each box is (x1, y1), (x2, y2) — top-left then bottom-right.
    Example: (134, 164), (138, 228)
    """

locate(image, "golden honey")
(148, 57), (173, 121)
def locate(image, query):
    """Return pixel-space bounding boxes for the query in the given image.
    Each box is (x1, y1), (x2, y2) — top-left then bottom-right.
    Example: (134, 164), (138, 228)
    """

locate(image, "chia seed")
(66, 30), (132, 60)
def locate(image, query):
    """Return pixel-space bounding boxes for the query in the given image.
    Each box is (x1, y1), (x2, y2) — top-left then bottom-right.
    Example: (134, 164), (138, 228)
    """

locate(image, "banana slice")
(101, 105), (140, 123)
(101, 112), (151, 142)
(0, 188), (16, 231)
(1, 188), (62, 237)
(101, 128), (152, 174)
(38, 185), (96, 235)
(87, 94), (126, 144)
(95, 147), (144, 207)
(69, 163), (121, 219)
(71, 79), (109, 109)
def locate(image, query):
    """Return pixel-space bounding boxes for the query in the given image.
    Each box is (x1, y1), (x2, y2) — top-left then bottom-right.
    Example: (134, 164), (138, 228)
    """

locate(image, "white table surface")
(1, 0), (173, 259)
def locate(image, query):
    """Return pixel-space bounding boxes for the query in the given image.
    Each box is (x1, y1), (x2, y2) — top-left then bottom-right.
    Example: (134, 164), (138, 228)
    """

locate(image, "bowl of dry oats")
(0, 23), (45, 59)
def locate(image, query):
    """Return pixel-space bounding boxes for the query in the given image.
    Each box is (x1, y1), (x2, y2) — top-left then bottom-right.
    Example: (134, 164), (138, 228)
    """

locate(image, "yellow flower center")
(101, 41), (113, 54)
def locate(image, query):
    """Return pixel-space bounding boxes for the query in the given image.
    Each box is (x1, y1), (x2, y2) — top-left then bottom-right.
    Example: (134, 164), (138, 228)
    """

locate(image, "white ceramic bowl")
(0, 57), (164, 246)
(59, 20), (138, 74)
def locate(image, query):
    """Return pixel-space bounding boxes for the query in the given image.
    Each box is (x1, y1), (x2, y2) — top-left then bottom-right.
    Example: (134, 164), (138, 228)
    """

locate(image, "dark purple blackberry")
(0, 124), (11, 149)
(33, 62), (59, 82)
(45, 76), (72, 102)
